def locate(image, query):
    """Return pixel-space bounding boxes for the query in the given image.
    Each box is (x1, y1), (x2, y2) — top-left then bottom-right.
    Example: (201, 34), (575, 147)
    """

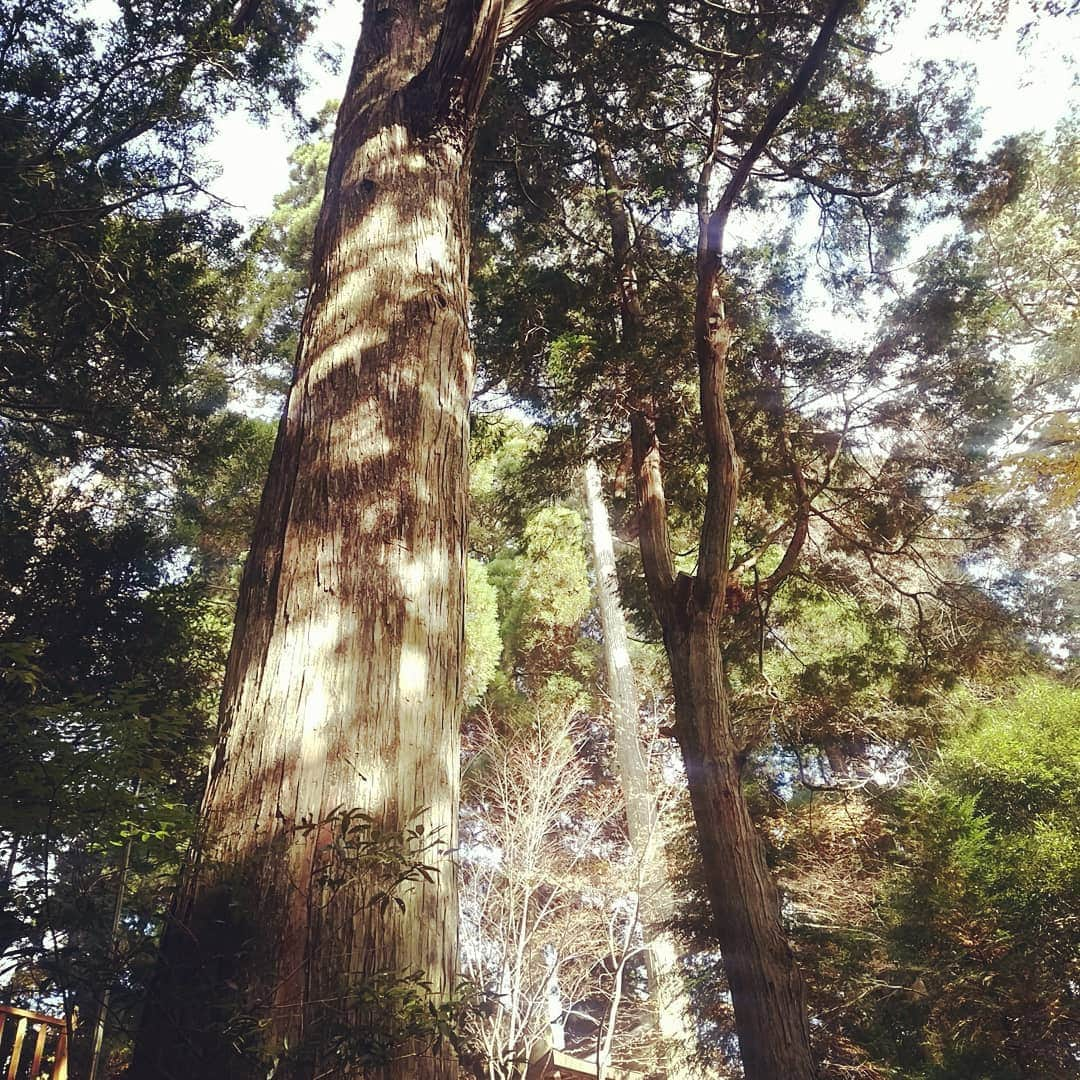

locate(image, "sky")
(204, 0), (1080, 225)
(205, 1), (361, 219)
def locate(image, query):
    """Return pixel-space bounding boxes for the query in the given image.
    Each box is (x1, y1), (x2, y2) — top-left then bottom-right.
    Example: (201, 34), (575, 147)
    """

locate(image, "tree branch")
(499, 0), (574, 42)
(549, 0), (740, 59)
(423, 0), (508, 123)
(761, 431), (811, 597)
(631, 410), (677, 618)
(229, 0), (264, 32)
(705, 0), (851, 261)
(762, 147), (902, 199)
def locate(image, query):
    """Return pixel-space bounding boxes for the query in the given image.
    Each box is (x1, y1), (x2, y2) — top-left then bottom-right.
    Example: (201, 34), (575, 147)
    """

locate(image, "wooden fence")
(0, 1006), (68, 1080)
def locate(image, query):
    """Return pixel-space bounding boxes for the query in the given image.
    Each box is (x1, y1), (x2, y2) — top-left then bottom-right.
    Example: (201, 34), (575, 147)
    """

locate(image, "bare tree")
(459, 713), (651, 1080)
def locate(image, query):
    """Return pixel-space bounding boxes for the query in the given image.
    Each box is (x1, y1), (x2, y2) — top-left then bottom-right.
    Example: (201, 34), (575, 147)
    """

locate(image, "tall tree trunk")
(129, 2), (564, 1075)
(581, 459), (697, 1076)
(628, 8), (848, 1074)
(632, 406), (815, 1080)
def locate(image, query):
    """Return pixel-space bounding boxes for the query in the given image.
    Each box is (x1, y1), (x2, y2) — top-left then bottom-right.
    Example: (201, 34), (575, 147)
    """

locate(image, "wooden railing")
(0, 1005), (68, 1080)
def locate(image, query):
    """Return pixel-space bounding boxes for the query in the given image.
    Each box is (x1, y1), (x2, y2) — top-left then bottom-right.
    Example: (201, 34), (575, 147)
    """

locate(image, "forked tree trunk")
(130, 3), (532, 1076)
(632, 403), (815, 1080)
(590, 104), (813, 1076)
(581, 460), (697, 1077)
(628, 7), (848, 1074)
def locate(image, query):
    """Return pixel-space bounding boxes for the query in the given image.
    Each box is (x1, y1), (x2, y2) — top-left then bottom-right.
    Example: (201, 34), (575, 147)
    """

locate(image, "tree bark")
(631, 406), (815, 1080)
(670, 625), (814, 1080)
(129, 2), (545, 1075)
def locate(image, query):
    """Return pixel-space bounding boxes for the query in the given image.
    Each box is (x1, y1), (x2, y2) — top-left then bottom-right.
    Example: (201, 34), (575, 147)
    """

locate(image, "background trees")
(0, 2), (314, 1073)
(468, 3), (992, 1073)
(0, 2), (1076, 1079)
(879, 679), (1079, 1077)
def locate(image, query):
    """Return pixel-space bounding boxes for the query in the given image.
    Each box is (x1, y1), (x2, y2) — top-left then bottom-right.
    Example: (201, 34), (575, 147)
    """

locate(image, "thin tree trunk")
(632, 407), (815, 1080)
(88, 780), (141, 1080)
(629, 155), (818, 1071)
(583, 462), (651, 853)
(581, 459), (697, 1075)
(627, 7), (849, 1073)
(671, 629), (814, 1079)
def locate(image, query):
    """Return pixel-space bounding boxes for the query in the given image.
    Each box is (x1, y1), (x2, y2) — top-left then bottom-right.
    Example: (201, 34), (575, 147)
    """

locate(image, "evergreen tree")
(0, 3), (316, 1071)
(468, 4), (995, 1072)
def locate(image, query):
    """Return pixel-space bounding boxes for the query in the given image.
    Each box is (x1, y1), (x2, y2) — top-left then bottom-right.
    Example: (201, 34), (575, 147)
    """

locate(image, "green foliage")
(878, 123), (1080, 654)
(308, 968), (469, 1075)
(469, 414), (545, 557)
(0, 8), (320, 1062)
(236, 105), (335, 397)
(519, 507), (591, 635)
(764, 591), (905, 698)
(175, 417), (277, 583)
(943, 679), (1079, 826)
(1, 0), (316, 468)
(464, 557), (502, 708)
(0, 609), (221, 1051)
(297, 805), (446, 918)
(469, 418), (601, 717)
(222, 966), (469, 1078)
(965, 123), (1080, 366)
(863, 680), (1080, 1078)
(489, 505), (593, 706)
